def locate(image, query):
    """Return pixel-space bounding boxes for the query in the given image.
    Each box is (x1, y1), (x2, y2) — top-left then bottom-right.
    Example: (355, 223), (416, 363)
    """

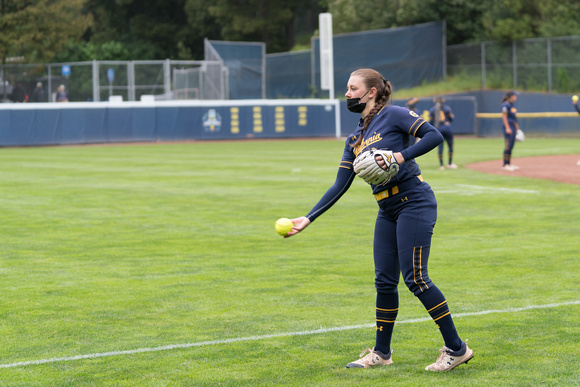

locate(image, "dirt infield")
(465, 154), (580, 185)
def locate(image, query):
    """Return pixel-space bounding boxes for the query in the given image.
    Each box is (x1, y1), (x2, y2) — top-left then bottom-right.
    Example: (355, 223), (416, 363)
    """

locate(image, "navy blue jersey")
(342, 105), (440, 195)
(502, 101), (518, 123)
(306, 105), (442, 222)
(428, 105), (454, 126)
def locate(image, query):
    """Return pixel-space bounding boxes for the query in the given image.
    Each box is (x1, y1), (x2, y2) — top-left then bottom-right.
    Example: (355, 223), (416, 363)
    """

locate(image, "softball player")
(405, 97), (420, 115)
(573, 97), (580, 165)
(286, 68), (473, 371)
(429, 96), (457, 170)
(501, 91), (520, 171)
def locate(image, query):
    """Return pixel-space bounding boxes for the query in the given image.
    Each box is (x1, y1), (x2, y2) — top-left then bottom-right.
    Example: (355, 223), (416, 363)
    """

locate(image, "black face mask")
(347, 90), (369, 113)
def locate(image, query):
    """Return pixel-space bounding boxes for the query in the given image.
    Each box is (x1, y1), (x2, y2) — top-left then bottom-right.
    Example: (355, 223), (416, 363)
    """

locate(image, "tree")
(0, 0), (92, 63)
(325, 0), (580, 45)
(324, 0), (401, 34)
(479, 0), (580, 42)
(0, 0), (91, 100)
(83, 0), (203, 60)
(204, 0), (320, 53)
(184, 0), (222, 58)
(325, 0), (489, 45)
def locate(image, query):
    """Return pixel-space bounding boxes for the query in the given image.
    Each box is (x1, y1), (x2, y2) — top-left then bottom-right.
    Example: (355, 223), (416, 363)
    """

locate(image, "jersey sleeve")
(305, 140), (356, 222)
(444, 106), (454, 122)
(395, 108), (443, 161)
(305, 166), (355, 222)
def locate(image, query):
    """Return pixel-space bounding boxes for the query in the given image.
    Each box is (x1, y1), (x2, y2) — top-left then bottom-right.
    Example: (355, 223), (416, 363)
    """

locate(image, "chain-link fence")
(205, 38), (263, 99)
(3, 32), (580, 103)
(1, 59), (227, 103)
(448, 35), (580, 93)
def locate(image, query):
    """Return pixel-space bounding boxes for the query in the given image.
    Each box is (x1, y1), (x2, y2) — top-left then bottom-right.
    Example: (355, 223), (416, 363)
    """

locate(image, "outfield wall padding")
(2, 92), (578, 147)
(451, 91), (580, 136)
(0, 100), (339, 146)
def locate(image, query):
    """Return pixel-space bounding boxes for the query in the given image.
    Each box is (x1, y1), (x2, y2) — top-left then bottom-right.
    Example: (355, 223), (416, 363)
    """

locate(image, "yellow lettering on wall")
(253, 106), (263, 133)
(230, 107), (239, 134)
(275, 106), (285, 133)
(298, 106), (307, 126)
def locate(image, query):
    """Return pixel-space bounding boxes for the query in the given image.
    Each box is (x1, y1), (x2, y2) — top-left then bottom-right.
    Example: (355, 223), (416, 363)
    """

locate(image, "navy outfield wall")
(445, 91), (580, 136)
(2, 93), (577, 146)
(0, 100), (339, 146)
(339, 92), (579, 137)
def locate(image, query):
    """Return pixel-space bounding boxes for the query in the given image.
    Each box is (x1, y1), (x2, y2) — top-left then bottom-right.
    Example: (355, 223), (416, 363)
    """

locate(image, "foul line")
(1, 300), (578, 369)
(434, 184), (540, 195)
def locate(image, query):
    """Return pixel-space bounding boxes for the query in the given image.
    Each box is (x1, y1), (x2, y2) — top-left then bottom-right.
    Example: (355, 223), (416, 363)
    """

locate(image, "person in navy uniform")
(429, 96), (457, 170)
(285, 68), (473, 371)
(572, 96), (580, 165)
(501, 91), (520, 171)
(405, 97), (420, 115)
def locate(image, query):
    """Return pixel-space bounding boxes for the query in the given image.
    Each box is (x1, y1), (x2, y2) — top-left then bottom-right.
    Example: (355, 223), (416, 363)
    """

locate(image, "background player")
(501, 91), (520, 171)
(284, 68), (473, 372)
(405, 97), (420, 115)
(405, 97), (423, 144)
(572, 95), (580, 165)
(429, 96), (457, 170)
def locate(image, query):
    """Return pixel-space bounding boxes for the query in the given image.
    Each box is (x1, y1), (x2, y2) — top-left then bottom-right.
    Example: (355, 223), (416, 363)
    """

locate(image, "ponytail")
(502, 90), (517, 103)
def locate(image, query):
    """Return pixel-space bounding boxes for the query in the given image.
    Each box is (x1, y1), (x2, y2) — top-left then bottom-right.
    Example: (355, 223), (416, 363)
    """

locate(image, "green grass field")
(1, 137), (579, 386)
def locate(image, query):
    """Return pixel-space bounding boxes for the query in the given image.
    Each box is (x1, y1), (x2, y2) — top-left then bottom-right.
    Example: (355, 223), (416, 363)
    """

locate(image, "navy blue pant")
(374, 182), (437, 295)
(503, 122), (517, 165)
(372, 182), (463, 353)
(437, 124), (454, 165)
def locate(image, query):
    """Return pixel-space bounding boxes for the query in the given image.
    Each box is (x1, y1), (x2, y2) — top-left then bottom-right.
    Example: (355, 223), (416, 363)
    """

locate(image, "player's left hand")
(376, 151), (404, 168)
(353, 149), (400, 186)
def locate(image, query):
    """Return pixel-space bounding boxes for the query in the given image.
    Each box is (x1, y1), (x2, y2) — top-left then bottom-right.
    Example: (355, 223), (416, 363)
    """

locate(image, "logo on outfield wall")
(203, 109), (222, 132)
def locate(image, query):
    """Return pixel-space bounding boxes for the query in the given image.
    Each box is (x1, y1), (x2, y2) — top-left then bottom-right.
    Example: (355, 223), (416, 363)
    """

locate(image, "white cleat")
(425, 341), (474, 372)
(346, 347), (393, 369)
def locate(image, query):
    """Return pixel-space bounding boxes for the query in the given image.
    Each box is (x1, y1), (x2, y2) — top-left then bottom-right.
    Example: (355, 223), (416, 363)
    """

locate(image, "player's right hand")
(285, 216), (310, 238)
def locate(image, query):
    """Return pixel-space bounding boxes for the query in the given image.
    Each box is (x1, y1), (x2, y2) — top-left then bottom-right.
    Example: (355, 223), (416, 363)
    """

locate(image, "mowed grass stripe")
(1, 300), (577, 369)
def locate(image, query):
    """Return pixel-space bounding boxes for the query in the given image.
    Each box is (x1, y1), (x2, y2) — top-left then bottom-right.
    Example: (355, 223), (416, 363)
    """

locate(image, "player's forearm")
(400, 122), (443, 161)
(502, 114), (510, 129)
(305, 167), (355, 222)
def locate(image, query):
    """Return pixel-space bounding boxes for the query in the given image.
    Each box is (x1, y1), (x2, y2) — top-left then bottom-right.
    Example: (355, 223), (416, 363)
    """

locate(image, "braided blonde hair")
(351, 69), (393, 148)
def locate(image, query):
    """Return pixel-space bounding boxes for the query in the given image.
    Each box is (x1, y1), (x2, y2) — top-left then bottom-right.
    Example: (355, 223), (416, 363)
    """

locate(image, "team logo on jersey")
(409, 110), (419, 118)
(354, 132), (383, 155)
(202, 109), (222, 132)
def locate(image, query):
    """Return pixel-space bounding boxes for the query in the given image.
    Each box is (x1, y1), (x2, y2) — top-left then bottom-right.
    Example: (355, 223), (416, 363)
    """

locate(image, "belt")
(374, 175), (424, 201)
